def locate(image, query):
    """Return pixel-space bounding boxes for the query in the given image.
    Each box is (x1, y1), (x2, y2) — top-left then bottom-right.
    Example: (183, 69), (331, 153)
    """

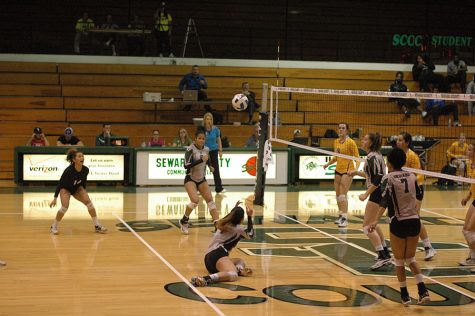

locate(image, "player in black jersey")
(48, 149), (108, 235)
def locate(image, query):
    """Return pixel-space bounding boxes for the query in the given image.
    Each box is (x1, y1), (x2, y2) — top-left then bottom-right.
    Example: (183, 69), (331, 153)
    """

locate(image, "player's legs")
(336, 174), (353, 227)
(179, 181), (200, 234)
(231, 257), (252, 276)
(73, 187), (107, 233)
(198, 181), (219, 223)
(50, 189), (71, 234)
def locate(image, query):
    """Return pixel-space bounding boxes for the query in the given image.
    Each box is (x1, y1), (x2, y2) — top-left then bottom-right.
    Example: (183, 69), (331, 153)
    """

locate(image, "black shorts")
(184, 175), (206, 187)
(419, 185), (424, 200)
(335, 171), (347, 177)
(204, 246), (228, 274)
(390, 218), (421, 239)
(368, 187), (382, 204)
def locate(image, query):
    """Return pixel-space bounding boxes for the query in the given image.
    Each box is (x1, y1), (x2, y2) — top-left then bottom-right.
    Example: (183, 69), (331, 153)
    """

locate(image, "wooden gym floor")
(0, 184), (474, 315)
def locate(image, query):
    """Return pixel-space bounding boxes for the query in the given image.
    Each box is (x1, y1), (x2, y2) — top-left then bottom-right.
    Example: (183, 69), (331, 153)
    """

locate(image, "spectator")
(241, 82), (260, 124)
(422, 87), (461, 126)
(412, 54), (445, 92)
(179, 65), (211, 111)
(221, 133), (231, 148)
(153, 2), (173, 57)
(171, 128), (192, 147)
(95, 123), (115, 146)
(446, 54), (467, 92)
(127, 15), (145, 56)
(57, 127), (84, 146)
(74, 12), (95, 54)
(204, 112), (225, 193)
(447, 133), (469, 180)
(389, 71), (423, 118)
(26, 127), (50, 146)
(101, 14), (119, 56)
(466, 74), (475, 116)
(147, 130), (165, 147)
(245, 123), (260, 148)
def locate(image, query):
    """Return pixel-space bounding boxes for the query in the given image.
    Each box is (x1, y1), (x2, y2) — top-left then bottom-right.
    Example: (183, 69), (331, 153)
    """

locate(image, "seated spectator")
(241, 82), (260, 124)
(245, 123), (260, 148)
(171, 128), (192, 147)
(178, 65), (211, 111)
(127, 15), (145, 56)
(74, 12), (95, 54)
(412, 54), (445, 92)
(26, 127), (50, 146)
(147, 130), (165, 147)
(96, 123), (115, 146)
(422, 87), (461, 126)
(446, 54), (467, 92)
(101, 14), (119, 56)
(447, 133), (468, 180)
(467, 74), (475, 116)
(57, 127), (84, 146)
(389, 71), (423, 118)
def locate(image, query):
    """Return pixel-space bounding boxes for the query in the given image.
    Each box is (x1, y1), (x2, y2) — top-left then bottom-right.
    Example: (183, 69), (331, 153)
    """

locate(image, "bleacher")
(0, 61), (472, 180)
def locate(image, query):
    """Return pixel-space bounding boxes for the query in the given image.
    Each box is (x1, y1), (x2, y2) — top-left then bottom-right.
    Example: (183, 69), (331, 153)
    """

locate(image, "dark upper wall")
(1, 0), (474, 63)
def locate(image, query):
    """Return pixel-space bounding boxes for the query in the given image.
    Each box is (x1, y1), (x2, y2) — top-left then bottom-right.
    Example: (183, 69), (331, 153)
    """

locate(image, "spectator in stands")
(241, 82), (260, 124)
(412, 54), (445, 92)
(74, 12), (95, 54)
(95, 123), (115, 146)
(57, 127), (84, 146)
(389, 71), (424, 118)
(127, 15), (145, 56)
(204, 112), (225, 193)
(446, 54), (467, 92)
(423, 87), (461, 126)
(101, 14), (119, 56)
(221, 133), (231, 148)
(447, 133), (468, 181)
(179, 65), (211, 111)
(245, 123), (260, 148)
(467, 74), (475, 116)
(26, 127), (50, 146)
(171, 128), (192, 147)
(147, 129), (165, 147)
(153, 2), (173, 57)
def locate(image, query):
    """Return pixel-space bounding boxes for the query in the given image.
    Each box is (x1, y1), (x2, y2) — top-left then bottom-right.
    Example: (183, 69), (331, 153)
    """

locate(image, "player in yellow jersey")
(460, 143), (475, 268)
(323, 123), (360, 228)
(447, 133), (468, 182)
(397, 132), (436, 260)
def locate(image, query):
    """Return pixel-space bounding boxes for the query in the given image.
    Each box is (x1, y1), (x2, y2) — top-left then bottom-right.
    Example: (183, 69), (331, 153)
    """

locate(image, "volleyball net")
(267, 85), (475, 185)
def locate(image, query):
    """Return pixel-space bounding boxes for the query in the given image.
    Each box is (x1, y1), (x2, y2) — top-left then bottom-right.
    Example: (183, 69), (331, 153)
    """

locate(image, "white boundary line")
(271, 210), (475, 300)
(420, 208), (466, 224)
(113, 213), (226, 316)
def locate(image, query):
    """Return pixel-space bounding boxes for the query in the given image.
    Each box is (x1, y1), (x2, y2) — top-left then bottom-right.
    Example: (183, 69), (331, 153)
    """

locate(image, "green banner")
(392, 34), (473, 47)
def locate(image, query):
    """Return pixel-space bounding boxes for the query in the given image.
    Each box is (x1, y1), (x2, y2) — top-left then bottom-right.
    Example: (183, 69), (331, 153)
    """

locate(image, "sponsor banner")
(148, 153), (276, 180)
(23, 192), (124, 219)
(298, 155), (365, 180)
(23, 154), (125, 181)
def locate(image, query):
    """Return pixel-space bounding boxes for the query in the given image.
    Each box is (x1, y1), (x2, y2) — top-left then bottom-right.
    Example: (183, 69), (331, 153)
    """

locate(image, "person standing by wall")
(153, 2), (173, 57)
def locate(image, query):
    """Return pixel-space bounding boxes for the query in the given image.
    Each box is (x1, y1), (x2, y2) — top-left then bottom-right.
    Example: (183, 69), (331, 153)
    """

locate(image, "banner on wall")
(298, 155), (366, 180)
(23, 154), (125, 181)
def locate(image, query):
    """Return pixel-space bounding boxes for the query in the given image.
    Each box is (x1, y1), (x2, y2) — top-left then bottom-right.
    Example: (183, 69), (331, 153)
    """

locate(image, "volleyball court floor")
(0, 184), (474, 315)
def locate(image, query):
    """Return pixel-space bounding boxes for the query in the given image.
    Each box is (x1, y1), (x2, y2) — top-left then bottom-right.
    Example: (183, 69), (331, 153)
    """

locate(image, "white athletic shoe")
(371, 258), (391, 270)
(338, 217), (348, 228)
(95, 225), (108, 234)
(0, 259), (6, 266)
(179, 219), (189, 235)
(459, 258), (475, 266)
(50, 226), (59, 235)
(334, 215), (342, 224)
(424, 248), (437, 261)
(191, 276), (208, 287)
(417, 291), (430, 305)
(401, 295), (411, 306)
(421, 111), (428, 118)
(238, 267), (253, 277)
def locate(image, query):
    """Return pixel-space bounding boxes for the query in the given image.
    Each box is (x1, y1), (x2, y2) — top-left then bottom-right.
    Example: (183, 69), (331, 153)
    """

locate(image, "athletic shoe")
(422, 111), (428, 118)
(179, 219), (189, 235)
(338, 217), (348, 228)
(95, 225), (108, 234)
(404, 111), (410, 118)
(216, 189), (227, 194)
(0, 259), (6, 266)
(454, 121), (462, 127)
(371, 257), (391, 270)
(401, 295), (411, 306)
(238, 267), (253, 277)
(334, 215), (342, 224)
(459, 258), (475, 266)
(417, 291), (430, 304)
(191, 276), (208, 287)
(50, 226), (59, 235)
(424, 247), (437, 261)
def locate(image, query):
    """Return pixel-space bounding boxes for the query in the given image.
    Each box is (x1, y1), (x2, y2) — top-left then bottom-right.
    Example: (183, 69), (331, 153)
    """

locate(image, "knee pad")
(394, 258), (405, 267)
(405, 257), (416, 265)
(187, 202), (197, 210)
(363, 226), (370, 235)
(337, 195), (347, 202)
(464, 230), (475, 244)
(227, 271), (238, 282)
(86, 202), (94, 210)
(58, 206), (68, 214)
(207, 201), (216, 211)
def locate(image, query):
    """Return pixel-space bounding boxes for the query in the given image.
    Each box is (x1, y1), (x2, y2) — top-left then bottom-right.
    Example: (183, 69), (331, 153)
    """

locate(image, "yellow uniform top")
(404, 149), (424, 185)
(332, 137), (360, 174)
(467, 159), (475, 197)
(447, 141), (468, 160)
(155, 13), (172, 31)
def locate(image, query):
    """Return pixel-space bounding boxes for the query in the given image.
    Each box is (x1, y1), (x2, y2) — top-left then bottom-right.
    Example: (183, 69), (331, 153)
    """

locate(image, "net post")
(254, 83), (269, 206)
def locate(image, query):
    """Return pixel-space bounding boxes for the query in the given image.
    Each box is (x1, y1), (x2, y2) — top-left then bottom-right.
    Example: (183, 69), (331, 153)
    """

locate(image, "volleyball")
(232, 93), (249, 111)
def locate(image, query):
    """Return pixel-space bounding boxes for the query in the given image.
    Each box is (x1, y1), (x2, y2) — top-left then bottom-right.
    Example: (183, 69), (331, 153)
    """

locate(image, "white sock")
(375, 245), (384, 251)
(381, 239), (387, 247)
(209, 273), (219, 282)
(422, 238), (431, 249)
(399, 281), (407, 288)
(52, 220), (59, 228)
(92, 216), (100, 226)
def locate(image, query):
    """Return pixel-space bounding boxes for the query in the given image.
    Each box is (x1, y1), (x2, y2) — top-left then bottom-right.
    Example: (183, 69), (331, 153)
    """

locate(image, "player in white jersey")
(191, 198), (254, 287)
(348, 133), (390, 270)
(179, 127), (219, 234)
(373, 148), (430, 305)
